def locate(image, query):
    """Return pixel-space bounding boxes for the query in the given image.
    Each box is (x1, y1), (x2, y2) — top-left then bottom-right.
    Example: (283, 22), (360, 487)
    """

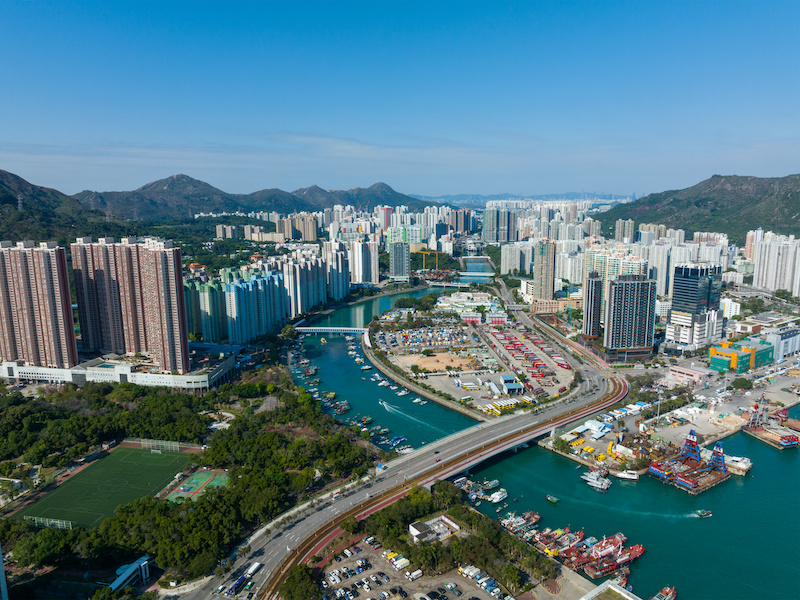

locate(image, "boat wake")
(379, 400), (447, 433)
(543, 493), (693, 519)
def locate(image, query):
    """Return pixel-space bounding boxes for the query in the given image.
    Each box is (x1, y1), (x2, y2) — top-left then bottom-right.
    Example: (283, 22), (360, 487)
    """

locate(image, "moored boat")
(615, 470), (639, 481)
(650, 587), (676, 600)
(582, 470), (612, 492)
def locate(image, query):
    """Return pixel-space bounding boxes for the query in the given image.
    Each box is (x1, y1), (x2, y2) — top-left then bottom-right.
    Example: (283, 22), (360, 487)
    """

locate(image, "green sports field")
(15, 447), (190, 529)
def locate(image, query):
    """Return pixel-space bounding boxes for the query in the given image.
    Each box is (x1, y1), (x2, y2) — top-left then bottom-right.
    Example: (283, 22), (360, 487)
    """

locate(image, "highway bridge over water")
(244, 376), (628, 600)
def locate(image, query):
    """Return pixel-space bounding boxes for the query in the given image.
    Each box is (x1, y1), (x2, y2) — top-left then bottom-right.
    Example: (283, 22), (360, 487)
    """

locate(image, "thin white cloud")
(1, 134), (797, 197)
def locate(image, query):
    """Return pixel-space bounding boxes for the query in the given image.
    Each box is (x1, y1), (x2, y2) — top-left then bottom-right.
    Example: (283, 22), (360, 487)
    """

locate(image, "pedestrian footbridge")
(295, 327), (368, 334)
(295, 326), (371, 347)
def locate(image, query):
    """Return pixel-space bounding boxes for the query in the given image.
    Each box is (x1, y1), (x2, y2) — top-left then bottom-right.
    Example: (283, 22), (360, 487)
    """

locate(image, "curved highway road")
(179, 285), (624, 600)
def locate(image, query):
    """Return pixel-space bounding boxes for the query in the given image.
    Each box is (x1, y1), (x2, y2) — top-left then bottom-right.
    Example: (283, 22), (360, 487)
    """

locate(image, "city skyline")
(2, 1), (798, 197)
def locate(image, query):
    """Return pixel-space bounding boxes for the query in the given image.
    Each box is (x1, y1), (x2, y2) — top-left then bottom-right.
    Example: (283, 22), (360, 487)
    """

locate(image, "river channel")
(292, 289), (800, 600)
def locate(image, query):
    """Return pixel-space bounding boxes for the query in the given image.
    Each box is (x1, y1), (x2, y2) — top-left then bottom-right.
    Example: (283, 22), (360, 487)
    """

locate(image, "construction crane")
(416, 249), (441, 271)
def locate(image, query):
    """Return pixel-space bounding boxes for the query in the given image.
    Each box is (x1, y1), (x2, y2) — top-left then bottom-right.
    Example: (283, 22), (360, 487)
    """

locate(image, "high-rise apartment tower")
(0, 241), (78, 368)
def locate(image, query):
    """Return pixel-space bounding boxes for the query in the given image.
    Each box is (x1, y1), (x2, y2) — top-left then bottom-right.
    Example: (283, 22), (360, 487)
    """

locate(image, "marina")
(467, 404), (800, 600)
(290, 288), (800, 599)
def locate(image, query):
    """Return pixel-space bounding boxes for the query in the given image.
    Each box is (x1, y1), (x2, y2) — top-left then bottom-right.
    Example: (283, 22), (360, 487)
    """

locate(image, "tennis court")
(15, 448), (190, 529)
(166, 471), (228, 503)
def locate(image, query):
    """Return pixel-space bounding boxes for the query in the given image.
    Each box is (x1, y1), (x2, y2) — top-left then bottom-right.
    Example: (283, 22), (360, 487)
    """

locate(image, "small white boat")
(582, 470), (612, 492)
(615, 470), (639, 481)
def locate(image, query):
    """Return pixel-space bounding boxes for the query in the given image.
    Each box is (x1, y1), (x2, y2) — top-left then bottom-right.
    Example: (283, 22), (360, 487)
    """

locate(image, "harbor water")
(468, 409), (800, 600)
(294, 291), (800, 600)
(295, 289), (477, 450)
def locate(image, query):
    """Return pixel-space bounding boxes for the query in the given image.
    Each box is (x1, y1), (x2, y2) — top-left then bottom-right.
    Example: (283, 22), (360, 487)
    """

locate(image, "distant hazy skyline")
(2, 1), (798, 197)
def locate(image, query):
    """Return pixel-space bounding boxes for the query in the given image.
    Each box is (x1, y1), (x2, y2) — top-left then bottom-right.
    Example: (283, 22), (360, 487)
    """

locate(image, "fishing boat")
(546, 494), (559, 504)
(695, 509), (712, 519)
(650, 587), (676, 600)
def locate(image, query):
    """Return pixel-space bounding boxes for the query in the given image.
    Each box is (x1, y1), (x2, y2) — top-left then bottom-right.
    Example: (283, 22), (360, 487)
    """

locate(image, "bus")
(227, 575), (247, 596)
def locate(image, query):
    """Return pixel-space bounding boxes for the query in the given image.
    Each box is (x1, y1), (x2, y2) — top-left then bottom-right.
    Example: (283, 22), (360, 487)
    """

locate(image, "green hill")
(0, 170), (128, 244)
(599, 174), (800, 244)
(73, 175), (439, 220)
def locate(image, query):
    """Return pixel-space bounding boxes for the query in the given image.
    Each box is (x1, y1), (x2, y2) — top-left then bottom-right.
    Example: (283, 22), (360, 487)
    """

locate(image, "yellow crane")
(416, 249), (441, 270)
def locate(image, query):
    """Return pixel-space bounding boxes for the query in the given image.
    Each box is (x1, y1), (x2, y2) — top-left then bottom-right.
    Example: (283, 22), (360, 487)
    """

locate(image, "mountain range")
(598, 174), (800, 244)
(73, 175), (438, 221)
(2, 169), (799, 246)
(0, 170), (119, 244)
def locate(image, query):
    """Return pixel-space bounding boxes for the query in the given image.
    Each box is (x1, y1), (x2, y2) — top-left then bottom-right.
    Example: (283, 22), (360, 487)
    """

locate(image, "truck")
(481, 579), (496, 590)
(406, 569), (423, 581)
(393, 558), (410, 571)
(244, 562), (262, 578)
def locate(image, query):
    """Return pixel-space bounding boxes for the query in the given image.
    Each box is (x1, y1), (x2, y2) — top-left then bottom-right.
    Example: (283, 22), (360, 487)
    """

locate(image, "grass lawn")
(15, 447), (190, 528)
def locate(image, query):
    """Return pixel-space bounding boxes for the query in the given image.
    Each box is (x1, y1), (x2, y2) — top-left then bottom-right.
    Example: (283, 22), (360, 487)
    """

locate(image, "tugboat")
(546, 494), (559, 504)
(695, 509), (712, 519)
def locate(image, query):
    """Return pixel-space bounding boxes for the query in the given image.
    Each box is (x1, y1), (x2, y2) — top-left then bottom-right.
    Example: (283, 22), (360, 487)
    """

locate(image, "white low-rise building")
(1, 353), (235, 391)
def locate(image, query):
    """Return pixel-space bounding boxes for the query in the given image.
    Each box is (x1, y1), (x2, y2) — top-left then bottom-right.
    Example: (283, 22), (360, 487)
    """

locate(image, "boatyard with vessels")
(275, 289), (800, 600)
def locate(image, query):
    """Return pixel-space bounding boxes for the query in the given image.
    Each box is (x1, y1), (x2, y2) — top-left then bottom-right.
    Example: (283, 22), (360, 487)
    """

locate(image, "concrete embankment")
(361, 337), (487, 422)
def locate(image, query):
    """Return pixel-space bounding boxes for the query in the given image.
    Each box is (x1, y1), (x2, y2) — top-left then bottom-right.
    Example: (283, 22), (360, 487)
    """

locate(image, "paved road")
(177, 287), (620, 599)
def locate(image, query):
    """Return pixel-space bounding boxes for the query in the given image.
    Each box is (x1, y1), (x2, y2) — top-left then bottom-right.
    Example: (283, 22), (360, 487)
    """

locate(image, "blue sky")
(1, 1), (798, 197)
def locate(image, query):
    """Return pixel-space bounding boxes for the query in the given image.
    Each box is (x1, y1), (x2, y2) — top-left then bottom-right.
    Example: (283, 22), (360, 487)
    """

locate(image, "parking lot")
(375, 325), (478, 356)
(320, 537), (499, 600)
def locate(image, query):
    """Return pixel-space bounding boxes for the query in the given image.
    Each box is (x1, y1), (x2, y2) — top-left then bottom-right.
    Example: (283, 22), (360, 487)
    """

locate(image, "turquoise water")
(296, 289), (477, 450)
(313, 288), (434, 328)
(468, 406), (800, 600)
(298, 336), (476, 449)
(298, 292), (800, 600)
(460, 257), (495, 283)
